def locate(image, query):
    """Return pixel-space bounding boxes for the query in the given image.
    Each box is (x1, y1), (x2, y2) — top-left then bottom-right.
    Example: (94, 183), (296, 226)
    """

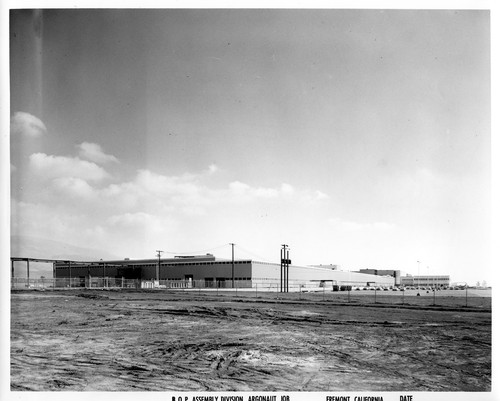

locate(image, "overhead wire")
(234, 244), (274, 263)
(162, 243), (229, 256)
(159, 243), (277, 264)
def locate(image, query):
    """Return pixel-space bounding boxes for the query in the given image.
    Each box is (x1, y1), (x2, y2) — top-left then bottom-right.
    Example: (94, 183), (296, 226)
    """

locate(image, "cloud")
(52, 177), (97, 200)
(108, 212), (158, 228)
(280, 183), (294, 195)
(314, 190), (329, 201)
(77, 142), (119, 164)
(329, 218), (396, 232)
(206, 164), (219, 175)
(227, 181), (308, 200)
(134, 169), (201, 198)
(13, 161), (332, 258)
(100, 169), (328, 216)
(229, 181), (279, 198)
(10, 112), (47, 137)
(29, 153), (110, 181)
(228, 181), (251, 195)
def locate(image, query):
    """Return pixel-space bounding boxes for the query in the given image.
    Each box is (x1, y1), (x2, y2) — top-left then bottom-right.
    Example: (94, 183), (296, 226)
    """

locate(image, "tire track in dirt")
(11, 292), (491, 391)
(92, 301), (490, 390)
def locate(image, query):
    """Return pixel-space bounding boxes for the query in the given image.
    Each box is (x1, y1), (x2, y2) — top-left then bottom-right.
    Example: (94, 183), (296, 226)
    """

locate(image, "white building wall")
(251, 261), (394, 287)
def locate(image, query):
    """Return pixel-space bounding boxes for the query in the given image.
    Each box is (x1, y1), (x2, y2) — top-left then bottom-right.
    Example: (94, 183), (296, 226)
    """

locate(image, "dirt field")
(10, 289), (491, 391)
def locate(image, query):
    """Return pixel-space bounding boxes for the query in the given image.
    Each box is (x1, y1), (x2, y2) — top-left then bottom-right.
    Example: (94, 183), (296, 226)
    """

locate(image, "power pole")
(156, 250), (163, 282)
(286, 247), (290, 292)
(281, 244), (289, 292)
(417, 260), (421, 295)
(230, 243), (235, 288)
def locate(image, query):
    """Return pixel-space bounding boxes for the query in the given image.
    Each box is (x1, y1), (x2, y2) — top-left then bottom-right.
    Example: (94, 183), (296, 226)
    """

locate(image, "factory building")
(54, 254), (395, 289)
(358, 269), (401, 286)
(357, 269), (450, 288)
(400, 274), (450, 288)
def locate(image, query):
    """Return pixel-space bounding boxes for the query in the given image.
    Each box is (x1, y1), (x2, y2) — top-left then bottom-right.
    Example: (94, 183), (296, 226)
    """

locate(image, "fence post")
(323, 285), (325, 301)
(374, 288), (377, 303)
(255, 283), (258, 299)
(348, 289), (350, 303)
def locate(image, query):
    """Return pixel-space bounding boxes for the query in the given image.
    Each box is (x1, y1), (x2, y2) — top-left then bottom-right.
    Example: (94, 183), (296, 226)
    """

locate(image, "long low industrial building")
(53, 254), (395, 289)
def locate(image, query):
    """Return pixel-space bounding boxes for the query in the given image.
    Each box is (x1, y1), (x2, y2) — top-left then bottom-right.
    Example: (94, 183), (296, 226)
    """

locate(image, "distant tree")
(482, 280), (487, 288)
(476, 281), (481, 287)
(40, 276), (45, 279)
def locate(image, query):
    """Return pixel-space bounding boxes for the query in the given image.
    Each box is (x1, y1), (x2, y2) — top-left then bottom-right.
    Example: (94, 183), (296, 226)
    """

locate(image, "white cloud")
(52, 177), (97, 200)
(13, 161), (332, 259)
(372, 222), (396, 230)
(329, 218), (396, 232)
(108, 212), (158, 228)
(77, 142), (119, 164)
(227, 181), (307, 200)
(29, 153), (110, 181)
(228, 181), (251, 195)
(10, 112), (47, 137)
(135, 169), (200, 197)
(206, 164), (219, 175)
(314, 190), (329, 201)
(280, 183), (294, 194)
(101, 170), (328, 216)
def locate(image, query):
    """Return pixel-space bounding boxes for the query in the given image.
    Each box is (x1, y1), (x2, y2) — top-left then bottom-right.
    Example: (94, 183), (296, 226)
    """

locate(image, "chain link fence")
(11, 278), (491, 309)
(11, 277), (141, 289)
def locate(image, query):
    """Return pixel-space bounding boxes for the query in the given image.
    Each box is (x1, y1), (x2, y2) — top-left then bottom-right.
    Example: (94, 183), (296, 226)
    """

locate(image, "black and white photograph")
(1, 2), (497, 399)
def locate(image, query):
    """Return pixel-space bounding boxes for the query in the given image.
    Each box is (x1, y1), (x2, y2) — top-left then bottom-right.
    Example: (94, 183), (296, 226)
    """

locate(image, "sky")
(7, 8), (492, 284)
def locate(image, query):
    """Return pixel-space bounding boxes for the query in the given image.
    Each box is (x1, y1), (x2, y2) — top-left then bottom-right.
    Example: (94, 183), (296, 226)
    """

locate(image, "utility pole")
(156, 250), (163, 282)
(280, 247), (283, 293)
(230, 243), (235, 288)
(417, 260), (421, 296)
(281, 244), (289, 293)
(286, 247), (290, 292)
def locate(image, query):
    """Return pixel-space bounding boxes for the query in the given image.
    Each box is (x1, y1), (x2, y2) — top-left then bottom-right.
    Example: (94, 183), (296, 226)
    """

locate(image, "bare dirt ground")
(10, 290), (491, 391)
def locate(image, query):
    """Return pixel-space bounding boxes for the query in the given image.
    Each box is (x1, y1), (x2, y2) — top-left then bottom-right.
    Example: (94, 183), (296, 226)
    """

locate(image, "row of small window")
(403, 278), (449, 282)
(168, 261), (250, 266)
(206, 277), (251, 281)
(163, 277), (251, 281)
